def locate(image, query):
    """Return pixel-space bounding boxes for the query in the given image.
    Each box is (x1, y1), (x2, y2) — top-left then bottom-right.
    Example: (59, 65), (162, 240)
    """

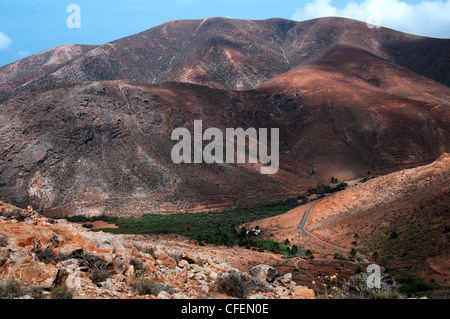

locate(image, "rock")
(250, 264), (277, 283)
(53, 268), (69, 287)
(125, 265), (136, 280)
(154, 251), (177, 269)
(208, 271), (218, 281)
(191, 264), (203, 273)
(280, 273), (292, 283)
(186, 271), (195, 280)
(201, 284), (210, 293)
(181, 252), (196, 264)
(274, 286), (290, 298)
(194, 272), (205, 281)
(1, 253), (58, 289)
(292, 286), (315, 299)
(143, 260), (156, 274)
(102, 277), (126, 292)
(66, 268), (96, 289)
(113, 255), (126, 274)
(178, 259), (190, 269)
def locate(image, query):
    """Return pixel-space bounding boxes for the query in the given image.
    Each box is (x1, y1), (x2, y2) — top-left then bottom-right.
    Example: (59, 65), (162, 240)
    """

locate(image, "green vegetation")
(50, 286), (74, 299)
(395, 274), (439, 298)
(0, 280), (25, 299)
(363, 216), (436, 269)
(307, 183), (348, 195)
(0, 280), (68, 299)
(333, 252), (347, 260)
(67, 199), (308, 257)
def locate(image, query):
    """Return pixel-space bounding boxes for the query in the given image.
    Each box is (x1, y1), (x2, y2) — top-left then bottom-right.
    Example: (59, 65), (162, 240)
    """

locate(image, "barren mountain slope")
(246, 154), (450, 280)
(0, 73), (448, 216)
(1, 17), (449, 104)
(0, 44), (97, 103)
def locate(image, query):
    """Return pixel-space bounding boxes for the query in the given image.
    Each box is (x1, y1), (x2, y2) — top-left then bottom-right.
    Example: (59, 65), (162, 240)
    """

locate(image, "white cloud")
(17, 51), (30, 59)
(292, 0), (450, 38)
(0, 32), (12, 51)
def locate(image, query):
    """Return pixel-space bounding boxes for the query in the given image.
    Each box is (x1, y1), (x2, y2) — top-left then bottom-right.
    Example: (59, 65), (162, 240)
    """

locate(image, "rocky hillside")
(246, 154), (450, 282)
(0, 73), (448, 216)
(0, 201), (314, 299)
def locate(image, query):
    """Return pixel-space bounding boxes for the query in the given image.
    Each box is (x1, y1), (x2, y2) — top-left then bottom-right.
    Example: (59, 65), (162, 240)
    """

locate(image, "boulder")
(250, 264), (277, 283)
(178, 259), (190, 269)
(279, 273), (292, 283)
(154, 251), (177, 269)
(292, 286), (315, 299)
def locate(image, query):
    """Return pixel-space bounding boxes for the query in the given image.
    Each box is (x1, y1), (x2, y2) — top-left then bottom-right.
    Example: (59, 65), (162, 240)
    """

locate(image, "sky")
(0, 0), (449, 67)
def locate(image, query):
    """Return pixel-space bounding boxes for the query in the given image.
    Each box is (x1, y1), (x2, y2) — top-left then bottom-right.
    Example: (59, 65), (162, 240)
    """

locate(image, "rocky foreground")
(0, 201), (314, 299)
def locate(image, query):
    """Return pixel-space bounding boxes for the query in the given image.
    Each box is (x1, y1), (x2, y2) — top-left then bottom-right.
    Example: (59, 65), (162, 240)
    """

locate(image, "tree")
(350, 248), (357, 258)
(372, 251), (379, 261)
(305, 249), (314, 259)
(353, 233), (359, 244)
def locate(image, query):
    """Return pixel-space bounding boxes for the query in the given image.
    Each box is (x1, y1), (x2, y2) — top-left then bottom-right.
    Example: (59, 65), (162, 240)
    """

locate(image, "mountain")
(0, 17), (449, 216)
(0, 44), (97, 103)
(1, 17), (449, 104)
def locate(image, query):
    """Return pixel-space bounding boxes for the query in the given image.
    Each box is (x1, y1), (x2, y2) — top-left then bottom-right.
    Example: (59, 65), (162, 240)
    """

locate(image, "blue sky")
(0, 0), (449, 67)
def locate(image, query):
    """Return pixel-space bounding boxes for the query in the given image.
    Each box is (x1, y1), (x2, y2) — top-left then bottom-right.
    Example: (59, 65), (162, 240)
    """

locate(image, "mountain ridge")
(1, 17), (449, 105)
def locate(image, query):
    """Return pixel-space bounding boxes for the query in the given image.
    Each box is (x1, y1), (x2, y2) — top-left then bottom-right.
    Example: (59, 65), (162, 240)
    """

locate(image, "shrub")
(159, 283), (174, 294)
(0, 209), (26, 222)
(396, 274), (437, 297)
(0, 235), (7, 247)
(70, 249), (108, 271)
(50, 286), (74, 299)
(29, 286), (45, 299)
(31, 247), (66, 265)
(130, 278), (161, 296)
(0, 280), (25, 299)
(389, 232), (399, 240)
(215, 270), (273, 299)
(130, 257), (144, 274)
(90, 268), (111, 284)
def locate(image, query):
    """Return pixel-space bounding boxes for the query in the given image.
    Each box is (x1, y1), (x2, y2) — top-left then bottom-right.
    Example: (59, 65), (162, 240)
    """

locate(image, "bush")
(0, 235), (7, 247)
(0, 209), (26, 222)
(0, 280), (25, 299)
(215, 270), (273, 299)
(31, 247), (66, 265)
(70, 249), (108, 272)
(29, 286), (45, 299)
(396, 274), (437, 297)
(90, 268), (111, 284)
(389, 232), (399, 240)
(50, 286), (74, 299)
(130, 278), (161, 296)
(129, 257), (144, 276)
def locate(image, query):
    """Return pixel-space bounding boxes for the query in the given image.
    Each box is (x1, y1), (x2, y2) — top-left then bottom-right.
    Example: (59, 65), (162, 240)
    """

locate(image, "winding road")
(298, 195), (369, 262)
